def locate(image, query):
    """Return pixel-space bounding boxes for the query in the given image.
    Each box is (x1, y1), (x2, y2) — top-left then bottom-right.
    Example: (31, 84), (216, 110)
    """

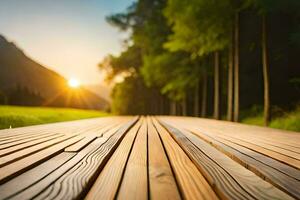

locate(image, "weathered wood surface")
(0, 116), (299, 200)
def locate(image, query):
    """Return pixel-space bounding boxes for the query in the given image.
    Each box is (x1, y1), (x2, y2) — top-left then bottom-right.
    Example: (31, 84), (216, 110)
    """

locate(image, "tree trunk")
(163, 96), (168, 115)
(213, 51), (220, 120)
(201, 69), (208, 117)
(262, 15), (271, 126)
(227, 27), (234, 121)
(170, 101), (176, 115)
(176, 102), (179, 115)
(194, 80), (200, 117)
(233, 12), (240, 122)
(182, 95), (187, 116)
(160, 94), (164, 115)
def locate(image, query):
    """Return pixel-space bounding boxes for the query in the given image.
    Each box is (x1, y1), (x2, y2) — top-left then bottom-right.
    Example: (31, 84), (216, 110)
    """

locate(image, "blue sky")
(0, 0), (134, 84)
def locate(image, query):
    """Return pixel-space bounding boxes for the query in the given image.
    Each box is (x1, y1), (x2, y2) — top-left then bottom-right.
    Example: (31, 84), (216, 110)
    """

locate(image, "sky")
(0, 0), (134, 84)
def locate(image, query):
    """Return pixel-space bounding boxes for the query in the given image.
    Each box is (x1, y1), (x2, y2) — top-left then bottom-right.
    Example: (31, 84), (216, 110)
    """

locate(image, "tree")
(261, 14), (270, 126)
(213, 51), (221, 119)
(99, 45), (142, 82)
(164, 0), (233, 119)
(103, 0), (179, 115)
(227, 28), (234, 121)
(101, 0), (300, 119)
(233, 11), (240, 122)
(246, 0), (300, 125)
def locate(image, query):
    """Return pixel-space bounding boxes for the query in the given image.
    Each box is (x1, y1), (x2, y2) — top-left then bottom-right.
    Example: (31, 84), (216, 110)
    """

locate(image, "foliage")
(101, 0), (300, 120)
(0, 106), (109, 130)
(99, 45), (142, 82)
(164, 0), (234, 56)
(241, 105), (300, 132)
(111, 76), (146, 115)
(270, 106), (300, 132)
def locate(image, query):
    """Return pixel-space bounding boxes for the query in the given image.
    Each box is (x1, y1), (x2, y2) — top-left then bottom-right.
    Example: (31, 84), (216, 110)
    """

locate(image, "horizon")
(0, 0), (134, 85)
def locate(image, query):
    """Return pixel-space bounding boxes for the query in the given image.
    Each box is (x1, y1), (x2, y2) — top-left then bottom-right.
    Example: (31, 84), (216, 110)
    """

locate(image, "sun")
(68, 78), (81, 88)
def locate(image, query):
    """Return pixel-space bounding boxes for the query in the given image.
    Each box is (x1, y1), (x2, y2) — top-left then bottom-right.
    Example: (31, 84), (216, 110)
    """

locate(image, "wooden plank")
(165, 119), (300, 181)
(85, 118), (142, 200)
(206, 132), (300, 160)
(0, 123), (75, 142)
(0, 133), (65, 157)
(213, 134), (300, 169)
(0, 123), (92, 146)
(64, 135), (97, 152)
(65, 118), (130, 152)
(117, 118), (148, 200)
(161, 117), (300, 147)
(182, 124), (300, 180)
(226, 135), (300, 154)
(1, 116), (298, 200)
(0, 152), (75, 199)
(0, 135), (83, 183)
(160, 121), (294, 200)
(215, 137), (300, 180)
(0, 119), (80, 138)
(5, 139), (107, 200)
(161, 117), (300, 169)
(186, 127), (300, 199)
(0, 132), (63, 150)
(0, 117), (120, 142)
(102, 120), (130, 138)
(0, 129), (52, 140)
(0, 131), (59, 146)
(147, 117), (181, 200)
(183, 130), (295, 200)
(0, 117), (124, 158)
(29, 117), (138, 200)
(65, 118), (133, 152)
(0, 134), (78, 167)
(208, 117), (300, 148)
(152, 118), (218, 200)
(94, 117), (131, 137)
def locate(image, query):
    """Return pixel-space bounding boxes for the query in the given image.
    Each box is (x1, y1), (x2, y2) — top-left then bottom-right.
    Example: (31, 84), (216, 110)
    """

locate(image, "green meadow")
(241, 106), (300, 132)
(0, 106), (109, 130)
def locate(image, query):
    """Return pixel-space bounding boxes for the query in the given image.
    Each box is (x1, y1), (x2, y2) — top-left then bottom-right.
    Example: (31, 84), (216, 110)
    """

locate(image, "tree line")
(100, 0), (300, 125)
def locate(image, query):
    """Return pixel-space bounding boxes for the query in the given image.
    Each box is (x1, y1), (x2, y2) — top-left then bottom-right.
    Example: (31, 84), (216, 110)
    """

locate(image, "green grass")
(0, 106), (110, 130)
(241, 106), (300, 132)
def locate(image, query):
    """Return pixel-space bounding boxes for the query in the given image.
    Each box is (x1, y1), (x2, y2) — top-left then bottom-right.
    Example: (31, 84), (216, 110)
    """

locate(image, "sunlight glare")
(68, 78), (81, 88)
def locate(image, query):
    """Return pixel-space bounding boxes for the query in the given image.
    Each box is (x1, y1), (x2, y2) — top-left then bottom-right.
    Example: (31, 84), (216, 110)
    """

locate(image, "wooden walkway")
(0, 116), (299, 200)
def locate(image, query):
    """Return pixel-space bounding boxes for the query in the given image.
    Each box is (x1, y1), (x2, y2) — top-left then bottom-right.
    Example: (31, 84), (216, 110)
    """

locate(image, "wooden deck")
(0, 116), (299, 200)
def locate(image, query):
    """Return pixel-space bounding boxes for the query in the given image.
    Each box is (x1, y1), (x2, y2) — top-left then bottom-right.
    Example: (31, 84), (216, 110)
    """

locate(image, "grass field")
(241, 106), (300, 132)
(1, 105), (299, 132)
(0, 106), (109, 130)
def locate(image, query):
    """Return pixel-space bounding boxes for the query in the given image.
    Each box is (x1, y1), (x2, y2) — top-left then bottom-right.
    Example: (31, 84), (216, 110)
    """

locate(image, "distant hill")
(0, 35), (108, 110)
(85, 84), (112, 103)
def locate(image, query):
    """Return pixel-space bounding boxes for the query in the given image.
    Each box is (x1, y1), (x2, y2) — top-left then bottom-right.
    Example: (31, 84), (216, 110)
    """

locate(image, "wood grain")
(32, 118), (138, 200)
(0, 134), (79, 167)
(85, 118), (142, 200)
(152, 118), (218, 200)
(147, 117), (181, 200)
(0, 152), (75, 199)
(186, 128), (300, 199)
(0, 135), (83, 183)
(6, 139), (108, 200)
(0, 133), (65, 156)
(160, 120), (294, 200)
(179, 124), (300, 181)
(117, 118), (148, 200)
(160, 117), (300, 169)
(0, 116), (298, 200)
(64, 118), (129, 152)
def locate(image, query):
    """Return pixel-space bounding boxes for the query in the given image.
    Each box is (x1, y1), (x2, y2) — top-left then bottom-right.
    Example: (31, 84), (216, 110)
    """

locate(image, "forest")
(100, 0), (300, 128)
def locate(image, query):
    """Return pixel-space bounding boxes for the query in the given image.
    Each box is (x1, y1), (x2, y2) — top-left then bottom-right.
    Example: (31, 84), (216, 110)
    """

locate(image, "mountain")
(0, 35), (108, 110)
(84, 84), (112, 103)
